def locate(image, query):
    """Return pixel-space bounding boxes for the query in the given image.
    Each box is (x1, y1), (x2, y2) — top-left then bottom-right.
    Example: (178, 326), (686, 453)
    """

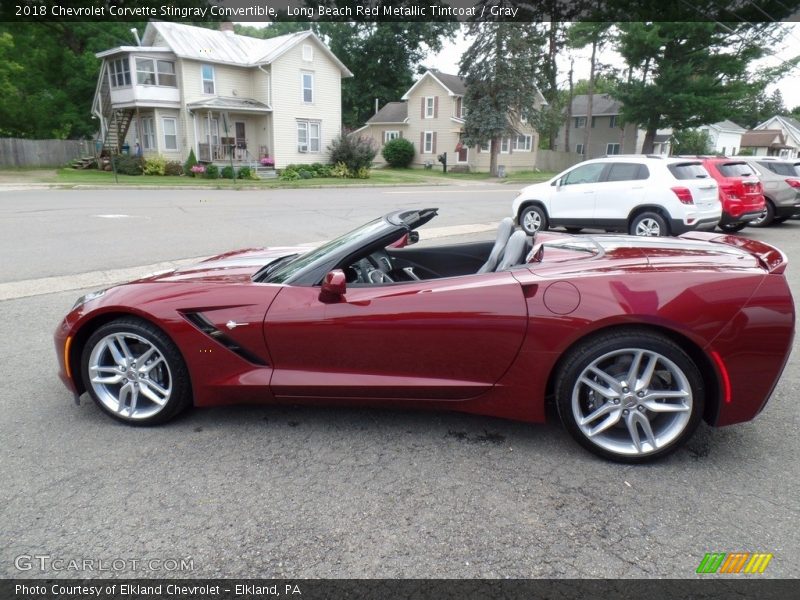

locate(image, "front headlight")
(72, 289), (106, 310)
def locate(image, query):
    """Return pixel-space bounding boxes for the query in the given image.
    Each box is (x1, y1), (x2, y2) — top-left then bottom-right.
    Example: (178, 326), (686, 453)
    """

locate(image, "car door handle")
(631, 186), (644, 189)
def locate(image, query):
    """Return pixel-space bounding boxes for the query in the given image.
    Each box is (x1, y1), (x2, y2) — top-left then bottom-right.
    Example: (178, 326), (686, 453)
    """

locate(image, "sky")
(425, 23), (800, 111)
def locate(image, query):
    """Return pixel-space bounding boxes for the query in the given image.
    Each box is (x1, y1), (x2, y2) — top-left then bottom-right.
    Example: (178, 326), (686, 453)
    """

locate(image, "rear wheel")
(774, 216), (789, 224)
(630, 212), (668, 236)
(564, 227), (583, 234)
(719, 221), (747, 233)
(748, 200), (774, 228)
(81, 317), (192, 425)
(520, 205), (548, 235)
(555, 330), (704, 463)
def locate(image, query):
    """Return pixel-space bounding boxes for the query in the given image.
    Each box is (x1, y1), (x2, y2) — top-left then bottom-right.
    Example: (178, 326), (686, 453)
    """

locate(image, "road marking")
(0, 221), (500, 302)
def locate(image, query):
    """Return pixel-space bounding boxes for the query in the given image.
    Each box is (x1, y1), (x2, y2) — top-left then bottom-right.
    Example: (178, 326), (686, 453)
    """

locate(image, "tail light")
(671, 187), (694, 204)
(720, 184), (739, 199)
(786, 178), (800, 189)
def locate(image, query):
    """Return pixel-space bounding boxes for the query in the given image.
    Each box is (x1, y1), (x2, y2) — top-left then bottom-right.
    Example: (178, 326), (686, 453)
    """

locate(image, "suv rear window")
(668, 162), (708, 180)
(758, 161), (797, 176)
(717, 162), (756, 177)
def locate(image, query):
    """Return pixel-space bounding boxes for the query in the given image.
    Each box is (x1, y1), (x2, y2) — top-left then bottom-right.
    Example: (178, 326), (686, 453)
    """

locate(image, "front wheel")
(81, 317), (192, 425)
(630, 212), (668, 236)
(555, 330), (704, 463)
(519, 205), (548, 235)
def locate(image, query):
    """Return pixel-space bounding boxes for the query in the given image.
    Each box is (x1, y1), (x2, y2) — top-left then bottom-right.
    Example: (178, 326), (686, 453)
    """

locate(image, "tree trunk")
(641, 126), (658, 154)
(565, 58), (573, 154)
(583, 38), (597, 158)
(490, 137), (499, 176)
(547, 20), (560, 150)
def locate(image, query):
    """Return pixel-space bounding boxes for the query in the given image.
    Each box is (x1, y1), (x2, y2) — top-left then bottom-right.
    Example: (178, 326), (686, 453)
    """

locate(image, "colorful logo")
(696, 552), (773, 574)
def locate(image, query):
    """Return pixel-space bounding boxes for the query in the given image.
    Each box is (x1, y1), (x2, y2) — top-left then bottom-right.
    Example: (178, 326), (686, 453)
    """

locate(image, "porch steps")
(70, 156), (97, 169)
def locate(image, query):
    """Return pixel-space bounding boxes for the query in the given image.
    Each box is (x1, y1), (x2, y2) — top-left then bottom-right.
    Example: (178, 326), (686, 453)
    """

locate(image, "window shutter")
(432, 132), (437, 154)
(434, 96), (439, 118)
(421, 98), (425, 119)
(420, 132), (424, 153)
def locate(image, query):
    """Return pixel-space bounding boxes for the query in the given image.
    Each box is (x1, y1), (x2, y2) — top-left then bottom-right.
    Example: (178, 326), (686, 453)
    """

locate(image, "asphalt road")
(1, 185), (799, 579)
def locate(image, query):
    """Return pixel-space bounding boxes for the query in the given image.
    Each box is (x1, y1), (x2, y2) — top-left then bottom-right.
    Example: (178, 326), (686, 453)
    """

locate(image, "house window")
(480, 141), (490, 152)
(384, 130), (400, 144)
(500, 138), (510, 154)
(574, 117), (587, 128)
(201, 64), (215, 95)
(576, 143), (584, 155)
(423, 131), (434, 153)
(606, 143), (621, 155)
(609, 115), (618, 128)
(297, 120), (320, 153)
(424, 97), (435, 118)
(302, 44), (313, 62)
(301, 72), (314, 103)
(156, 60), (176, 87)
(140, 117), (155, 150)
(513, 135), (532, 152)
(162, 117), (178, 151)
(108, 58), (131, 88)
(591, 116), (597, 128)
(135, 59), (175, 86)
(454, 97), (465, 119)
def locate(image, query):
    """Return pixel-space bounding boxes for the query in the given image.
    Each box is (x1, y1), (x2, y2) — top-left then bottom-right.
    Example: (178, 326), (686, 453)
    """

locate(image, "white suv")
(513, 156), (721, 236)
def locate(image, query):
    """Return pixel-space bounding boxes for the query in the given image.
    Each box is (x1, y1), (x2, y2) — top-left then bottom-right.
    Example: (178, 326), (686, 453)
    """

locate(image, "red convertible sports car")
(55, 209), (795, 462)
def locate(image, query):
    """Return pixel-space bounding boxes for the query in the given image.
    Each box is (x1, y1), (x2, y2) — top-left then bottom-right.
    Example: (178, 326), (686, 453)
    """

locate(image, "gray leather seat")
(477, 217), (515, 273)
(496, 230), (529, 271)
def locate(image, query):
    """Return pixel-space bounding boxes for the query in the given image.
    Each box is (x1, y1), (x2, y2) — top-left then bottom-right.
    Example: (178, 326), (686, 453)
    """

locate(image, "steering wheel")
(367, 252), (394, 283)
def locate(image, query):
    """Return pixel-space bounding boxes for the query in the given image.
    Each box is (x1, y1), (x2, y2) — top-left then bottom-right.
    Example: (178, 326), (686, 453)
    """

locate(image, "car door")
(593, 162), (648, 228)
(263, 272), (528, 401)
(548, 162), (606, 227)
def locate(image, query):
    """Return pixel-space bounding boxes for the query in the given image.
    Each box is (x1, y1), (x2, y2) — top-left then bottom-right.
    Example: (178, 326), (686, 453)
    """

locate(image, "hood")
(133, 246), (308, 284)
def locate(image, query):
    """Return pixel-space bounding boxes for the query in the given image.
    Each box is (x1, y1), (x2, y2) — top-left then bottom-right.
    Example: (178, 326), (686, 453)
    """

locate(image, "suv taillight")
(671, 187), (694, 204)
(786, 178), (800, 189)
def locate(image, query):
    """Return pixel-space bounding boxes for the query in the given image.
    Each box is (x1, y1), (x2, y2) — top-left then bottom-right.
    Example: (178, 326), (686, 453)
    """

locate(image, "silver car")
(744, 158), (800, 227)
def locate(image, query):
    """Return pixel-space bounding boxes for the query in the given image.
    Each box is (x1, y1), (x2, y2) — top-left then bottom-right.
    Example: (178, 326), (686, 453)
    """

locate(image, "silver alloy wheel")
(634, 218), (661, 236)
(523, 210), (542, 233)
(750, 208), (769, 226)
(88, 332), (173, 420)
(571, 348), (692, 456)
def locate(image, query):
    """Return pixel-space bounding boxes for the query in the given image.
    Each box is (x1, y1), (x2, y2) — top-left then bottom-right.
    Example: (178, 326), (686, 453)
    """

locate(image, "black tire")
(773, 216), (789, 224)
(564, 227), (583, 234)
(81, 317), (192, 425)
(719, 221), (747, 233)
(554, 329), (705, 463)
(519, 204), (548, 235)
(629, 212), (669, 236)
(748, 200), (775, 227)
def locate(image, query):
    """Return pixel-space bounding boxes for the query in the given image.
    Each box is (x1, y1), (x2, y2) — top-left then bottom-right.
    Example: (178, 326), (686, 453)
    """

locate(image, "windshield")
(265, 218), (388, 284)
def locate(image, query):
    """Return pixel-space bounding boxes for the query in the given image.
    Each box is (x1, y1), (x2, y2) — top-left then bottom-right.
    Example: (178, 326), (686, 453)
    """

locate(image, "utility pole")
(565, 58), (574, 155)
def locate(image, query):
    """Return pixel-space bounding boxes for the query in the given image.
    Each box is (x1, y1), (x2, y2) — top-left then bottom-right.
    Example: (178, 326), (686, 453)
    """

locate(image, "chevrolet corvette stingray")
(55, 209), (795, 462)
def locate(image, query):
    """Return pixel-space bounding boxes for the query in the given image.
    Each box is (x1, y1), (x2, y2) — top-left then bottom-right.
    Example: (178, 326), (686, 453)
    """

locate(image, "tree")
(614, 22), (794, 153)
(671, 129), (712, 155)
(459, 4), (546, 175)
(235, 22), (310, 39)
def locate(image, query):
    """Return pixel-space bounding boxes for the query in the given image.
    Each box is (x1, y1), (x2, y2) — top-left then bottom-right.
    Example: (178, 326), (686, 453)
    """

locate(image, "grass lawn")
(2, 167), (556, 188)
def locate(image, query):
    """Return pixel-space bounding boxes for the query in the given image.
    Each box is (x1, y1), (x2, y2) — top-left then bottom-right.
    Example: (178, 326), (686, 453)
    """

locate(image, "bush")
(143, 155), (167, 176)
(204, 164), (220, 179)
(298, 169), (313, 179)
(237, 166), (254, 179)
(330, 162), (350, 178)
(184, 149), (198, 177)
(328, 134), (377, 174)
(221, 165), (235, 179)
(279, 168), (300, 181)
(114, 155), (143, 175)
(164, 161), (183, 176)
(354, 166), (370, 179)
(382, 138), (415, 168)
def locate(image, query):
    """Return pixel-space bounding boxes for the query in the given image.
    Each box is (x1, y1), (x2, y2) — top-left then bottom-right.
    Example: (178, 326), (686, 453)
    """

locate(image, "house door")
(235, 122), (246, 159)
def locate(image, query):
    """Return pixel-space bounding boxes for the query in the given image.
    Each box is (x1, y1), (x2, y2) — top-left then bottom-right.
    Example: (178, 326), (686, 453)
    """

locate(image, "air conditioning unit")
(298, 145), (308, 153)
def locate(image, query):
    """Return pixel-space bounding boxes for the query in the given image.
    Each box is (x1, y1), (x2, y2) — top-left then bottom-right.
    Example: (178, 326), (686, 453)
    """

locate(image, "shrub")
(382, 138), (415, 168)
(354, 166), (370, 179)
(221, 165), (235, 179)
(328, 134), (377, 174)
(143, 155), (167, 176)
(260, 156), (274, 167)
(114, 155), (143, 176)
(298, 169), (313, 179)
(330, 162), (350, 178)
(184, 149), (198, 177)
(204, 164), (220, 179)
(279, 168), (300, 181)
(164, 161), (183, 176)
(190, 164), (206, 175)
(237, 166), (254, 179)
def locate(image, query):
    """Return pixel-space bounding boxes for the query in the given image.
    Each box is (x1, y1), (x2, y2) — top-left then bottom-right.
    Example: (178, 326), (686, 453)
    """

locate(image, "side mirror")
(388, 231), (420, 249)
(554, 177), (562, 189)
(409, 231), (419, 244)
(319, 269), (346, 303)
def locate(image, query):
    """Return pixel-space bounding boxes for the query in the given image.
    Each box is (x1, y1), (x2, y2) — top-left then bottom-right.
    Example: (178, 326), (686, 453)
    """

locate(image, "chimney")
(220, 22), (235, 35)
(375, 98), (379, 115)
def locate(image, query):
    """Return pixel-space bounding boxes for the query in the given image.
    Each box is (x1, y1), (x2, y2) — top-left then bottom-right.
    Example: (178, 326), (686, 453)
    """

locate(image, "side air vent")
(183, 312), (268, 366)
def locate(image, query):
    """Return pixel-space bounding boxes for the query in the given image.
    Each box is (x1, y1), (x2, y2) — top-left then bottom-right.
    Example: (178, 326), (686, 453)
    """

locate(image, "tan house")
(354, 70), (543, 172)
(92, 22), (352, 169)
(739, 129), (794, 157)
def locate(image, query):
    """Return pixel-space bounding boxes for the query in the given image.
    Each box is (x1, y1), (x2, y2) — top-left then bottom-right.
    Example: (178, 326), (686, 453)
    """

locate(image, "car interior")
(343, 218), (535, 285)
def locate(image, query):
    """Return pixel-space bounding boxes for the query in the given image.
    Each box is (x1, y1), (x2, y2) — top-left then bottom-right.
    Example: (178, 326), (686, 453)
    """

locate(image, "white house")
(753, 116), (800, 158)
(697, 120), (746, 156)
(92, 22), (352, 168)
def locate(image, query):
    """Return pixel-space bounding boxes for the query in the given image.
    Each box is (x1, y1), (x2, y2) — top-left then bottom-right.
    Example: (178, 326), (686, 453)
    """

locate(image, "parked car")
(513, 156), (720, 237)
(55, 209), (795, 463)
(743, 159), (800, 226)
(696, 158), (765, 232)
